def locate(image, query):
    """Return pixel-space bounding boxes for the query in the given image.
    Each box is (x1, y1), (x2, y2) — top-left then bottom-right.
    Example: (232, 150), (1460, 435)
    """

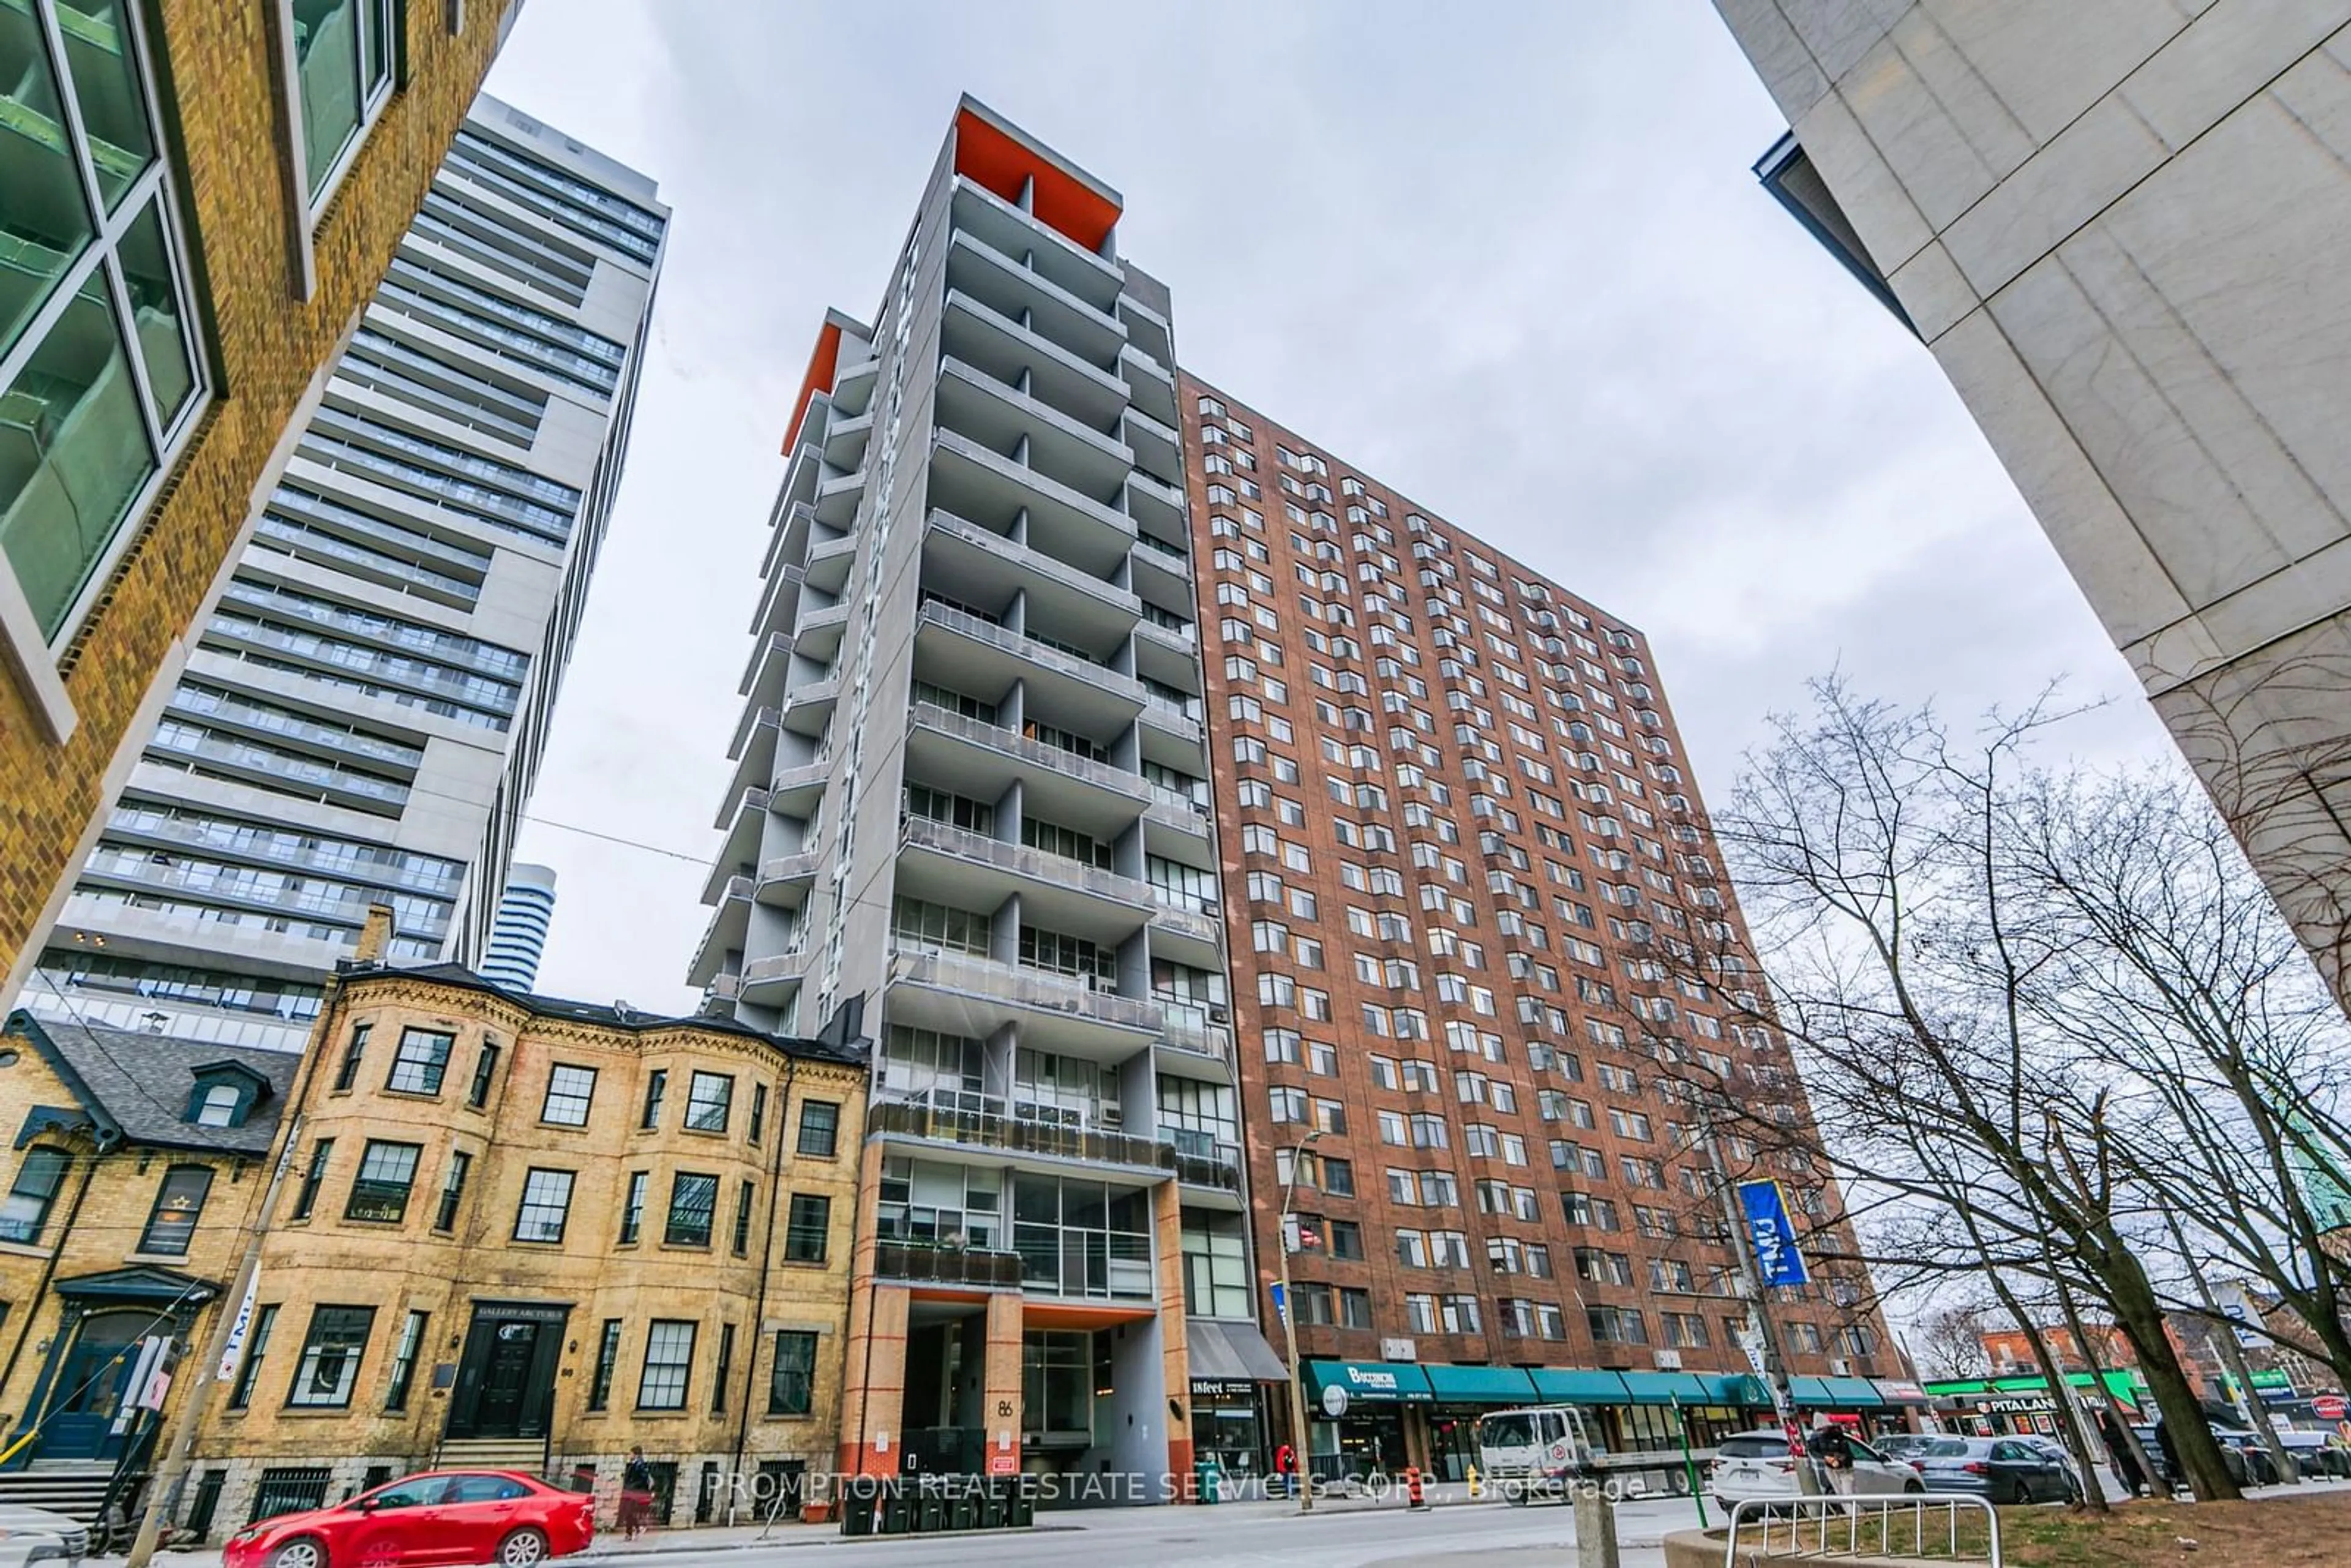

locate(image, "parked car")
(2275, 1429), (2351, 1478)
(1709, 1428), (1924, 1512)
(224, 1471), (594, 1568)
(1872, 1433), (1942, 1463)
(2131, 1422), (2281, 1490)
(0, 1502), (88, 1567)
(1914, 1436), (2080, 1504)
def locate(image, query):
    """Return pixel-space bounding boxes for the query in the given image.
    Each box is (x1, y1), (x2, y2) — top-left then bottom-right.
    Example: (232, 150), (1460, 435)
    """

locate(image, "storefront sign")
(1191, 1379), (1256, 1400)
(1738, 1180), (1810, 1288)
(1322, 1385), (1350, 1417)
(2312, 1394), (2347, 1420)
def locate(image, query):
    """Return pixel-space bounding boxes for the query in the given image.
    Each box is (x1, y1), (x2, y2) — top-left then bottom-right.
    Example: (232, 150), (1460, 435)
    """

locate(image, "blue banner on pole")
(1738, 1179), (1810, 1288)
(1269, 1281), (1288, 1326)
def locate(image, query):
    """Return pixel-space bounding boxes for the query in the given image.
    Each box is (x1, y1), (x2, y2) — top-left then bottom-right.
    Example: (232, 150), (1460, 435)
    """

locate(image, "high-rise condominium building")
(0, 0), (516, 1006)
(482, 860), (558, 990)
(24, 96), (666, 1049)
(1714, 2), (2351, 1013)
(1183, 378), (1902, 1486)
(691, 98), (1283, 1492)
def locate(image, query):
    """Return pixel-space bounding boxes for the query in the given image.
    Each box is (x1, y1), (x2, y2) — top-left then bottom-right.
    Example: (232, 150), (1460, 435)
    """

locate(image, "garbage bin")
(917, 1484), (948, 1534)
(979, 1479), (1008, 1529)
(838, 1478), (876, 1537)
(881, 1482), (913, 1536)
(950, 1483), (979, 1531)
(1194, 1455), (1223, 1504)
(1007, 1476), (1035, 1527)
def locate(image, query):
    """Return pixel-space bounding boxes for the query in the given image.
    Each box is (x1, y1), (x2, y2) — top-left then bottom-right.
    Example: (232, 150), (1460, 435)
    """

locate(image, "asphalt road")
(559, 1493), (1713, 1568)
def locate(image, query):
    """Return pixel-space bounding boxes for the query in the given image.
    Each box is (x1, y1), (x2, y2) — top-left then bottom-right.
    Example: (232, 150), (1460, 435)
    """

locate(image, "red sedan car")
(224, 1470), (594, 1568)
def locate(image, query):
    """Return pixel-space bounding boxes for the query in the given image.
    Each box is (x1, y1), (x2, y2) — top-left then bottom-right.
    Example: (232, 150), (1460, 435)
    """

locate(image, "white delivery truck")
(1475, 1405), (1603, 1502)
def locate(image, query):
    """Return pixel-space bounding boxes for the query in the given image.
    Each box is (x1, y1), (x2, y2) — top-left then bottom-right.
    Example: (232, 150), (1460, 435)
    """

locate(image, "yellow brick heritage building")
(0, 957), (868, 1542)
(1, 0), (517, 1005)
(191, 964), (868, 1536)
(0, 1011), (293, 1520)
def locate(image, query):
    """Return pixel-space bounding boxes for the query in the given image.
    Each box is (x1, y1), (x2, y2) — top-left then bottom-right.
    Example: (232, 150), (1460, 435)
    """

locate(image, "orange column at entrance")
(1155, 1180), (1196, 1498)
(983, 1292), (1024, 1477)
(838, 1281), (910, 1478)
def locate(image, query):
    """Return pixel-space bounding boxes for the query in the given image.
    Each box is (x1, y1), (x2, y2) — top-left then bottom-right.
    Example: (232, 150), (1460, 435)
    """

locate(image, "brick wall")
(0, 1), (517, 1003)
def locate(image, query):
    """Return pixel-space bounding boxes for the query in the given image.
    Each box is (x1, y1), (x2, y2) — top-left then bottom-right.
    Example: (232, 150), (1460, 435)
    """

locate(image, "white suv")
(1709, 1428), (1924, 1510)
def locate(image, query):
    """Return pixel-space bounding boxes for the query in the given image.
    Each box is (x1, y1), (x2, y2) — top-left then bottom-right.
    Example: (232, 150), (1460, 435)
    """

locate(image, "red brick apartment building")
(1180, 375), (1905, 1483)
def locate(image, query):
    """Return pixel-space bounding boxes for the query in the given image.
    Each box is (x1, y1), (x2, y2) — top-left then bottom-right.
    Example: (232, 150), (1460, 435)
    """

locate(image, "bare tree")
(1910, 1302), (1993, 1381)
(1668, 678), (2241, 1500)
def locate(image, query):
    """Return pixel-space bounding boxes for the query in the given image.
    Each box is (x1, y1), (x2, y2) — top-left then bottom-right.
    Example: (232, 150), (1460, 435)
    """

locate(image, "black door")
(475, 1322), (538, 1437)
(448, 1310), (565, 1439)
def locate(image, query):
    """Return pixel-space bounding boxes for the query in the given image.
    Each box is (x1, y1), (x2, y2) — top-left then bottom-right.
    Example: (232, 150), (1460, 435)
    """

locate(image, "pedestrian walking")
(618, 1446), (656, 1539)
(2098, 1408), (2147, 1498)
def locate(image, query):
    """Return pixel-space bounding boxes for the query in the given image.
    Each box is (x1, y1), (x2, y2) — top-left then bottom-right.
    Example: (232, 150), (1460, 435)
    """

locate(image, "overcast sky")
(484, 1), (2175, 1016)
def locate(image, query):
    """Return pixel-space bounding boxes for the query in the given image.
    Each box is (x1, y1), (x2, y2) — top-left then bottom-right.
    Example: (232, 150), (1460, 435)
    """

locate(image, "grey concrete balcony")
(823, 406), (873, 471)
(717, 708), (777, 823)
(897, 816), (1157, 937)
(1134, 614), (1195, 659)
(1138, 691), (1204, 747)
(1125, 469), (1188, 539)
(686, 877), (752, 985)
(740, 629), (795, 707)
(738, 942), (813, 1005)
(1143, 792), (1213, 847)
(943, 228), (1126, 370)
(1128, 535), (1191, 600)
(1159, 1007), (1237, 1071)
(1120, 342), (1178, 425)
(780, 672), (840, 738)
(754, 848), (820, 909)
(915, 599), (1147, 711)
(803, 528), (858, 598)
(768, 750), (831, 816)
(1117, 293), (1176, 375)
(760, 501), (816, 586)
(921, 509), (1139, 653)
(704, 787), (770, 900)
(830, 354), (879, 417)
(906, 701), (1150, 806)
(1120, 403), (1183, 487)
(936, 355), (1135, 506)
(867, 1096), (1176, 1179)
(928, 427), (1136, 572)
(885, 947), (1163, 1060)
(1149, 899), (1223, 950)
(795, 599), (851, 664)
(940, 288), (1128, 434)
(814, 467), (866, 528)
(949, 178), (1122, 313)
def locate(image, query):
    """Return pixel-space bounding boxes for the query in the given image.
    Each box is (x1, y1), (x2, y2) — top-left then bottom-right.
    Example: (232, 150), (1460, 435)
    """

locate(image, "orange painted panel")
(782, 319), (844, 455)
(953, 108), (1120, 254)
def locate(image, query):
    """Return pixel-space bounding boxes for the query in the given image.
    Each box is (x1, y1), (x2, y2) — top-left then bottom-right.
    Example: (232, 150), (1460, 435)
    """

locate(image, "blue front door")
(41, 1311), (149, 1460)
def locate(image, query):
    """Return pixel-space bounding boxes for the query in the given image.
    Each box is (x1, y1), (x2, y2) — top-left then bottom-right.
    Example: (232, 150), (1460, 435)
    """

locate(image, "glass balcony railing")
(886, 948), (1163, 1034)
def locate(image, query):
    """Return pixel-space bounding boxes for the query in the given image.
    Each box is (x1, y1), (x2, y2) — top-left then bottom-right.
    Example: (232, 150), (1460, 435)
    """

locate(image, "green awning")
(1422, 1365), (1540, 1405)
(1302, 1360), (1433, 1404)
(1701, 1373), (1769, 1406)
(1790, 1375), (1884, 1408)
(1528, 1368), (1633, 1404)
(1616, 1371), (1712, 1406)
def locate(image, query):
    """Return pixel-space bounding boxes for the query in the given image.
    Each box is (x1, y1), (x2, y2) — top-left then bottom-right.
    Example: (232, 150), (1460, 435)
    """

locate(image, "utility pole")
(124, 1114), (301, 1566)
(1699, 1112), (1820, 1496)
(1275, 1131), (1324, 1514)
(2163, 1209), (2298, 1487)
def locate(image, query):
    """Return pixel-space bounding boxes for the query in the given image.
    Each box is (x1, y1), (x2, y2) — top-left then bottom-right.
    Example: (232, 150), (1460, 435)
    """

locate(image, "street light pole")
(1277, 1131), (1324, 1514)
